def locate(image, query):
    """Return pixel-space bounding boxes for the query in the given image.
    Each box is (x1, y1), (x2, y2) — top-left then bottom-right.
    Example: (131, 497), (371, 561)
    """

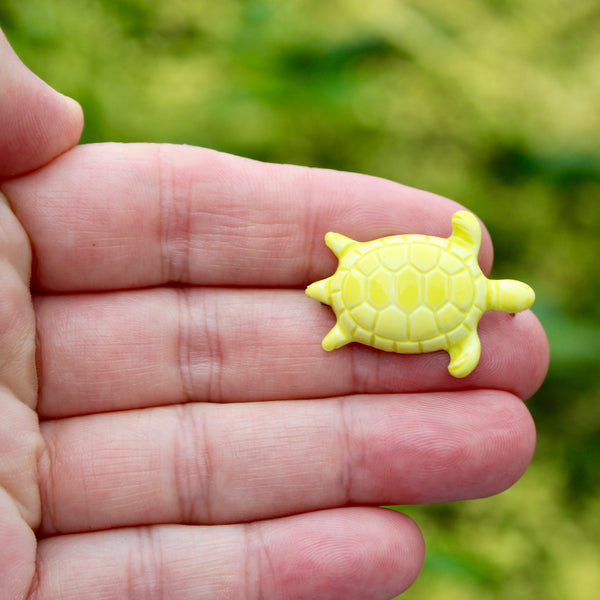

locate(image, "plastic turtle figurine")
(306, 210), (534, 378)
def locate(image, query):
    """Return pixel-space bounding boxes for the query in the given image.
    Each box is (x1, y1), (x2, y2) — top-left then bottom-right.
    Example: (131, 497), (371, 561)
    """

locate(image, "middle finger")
(34, 288), (547, 418)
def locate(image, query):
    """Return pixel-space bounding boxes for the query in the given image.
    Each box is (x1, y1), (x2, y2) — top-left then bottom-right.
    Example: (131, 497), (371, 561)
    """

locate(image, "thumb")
(0, 28), (84, 179)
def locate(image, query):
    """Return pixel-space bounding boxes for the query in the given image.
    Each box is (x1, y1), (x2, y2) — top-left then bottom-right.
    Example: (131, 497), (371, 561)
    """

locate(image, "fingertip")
(0, 32), (84, 179)
(523, 309), (550, 399)
(478, 309), (549, 400)
(378, 507), (426, 590)
(487, 391), (537, 494)
(58, 92), (85, 139)
(255, 507), (426, 599)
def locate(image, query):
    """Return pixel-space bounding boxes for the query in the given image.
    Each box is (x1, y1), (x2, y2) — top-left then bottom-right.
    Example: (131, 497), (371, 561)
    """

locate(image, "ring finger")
(38, 390), (535, 535)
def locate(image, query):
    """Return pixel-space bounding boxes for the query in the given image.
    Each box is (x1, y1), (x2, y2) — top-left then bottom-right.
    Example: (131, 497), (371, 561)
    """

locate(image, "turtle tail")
(486, 279), (535, 313)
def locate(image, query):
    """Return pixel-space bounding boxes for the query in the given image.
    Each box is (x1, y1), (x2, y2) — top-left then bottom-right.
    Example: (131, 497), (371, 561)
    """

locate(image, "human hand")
(0, 31), (548, 600)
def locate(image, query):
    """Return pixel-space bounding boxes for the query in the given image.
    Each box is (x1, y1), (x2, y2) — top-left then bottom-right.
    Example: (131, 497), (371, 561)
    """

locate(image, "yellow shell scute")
(438, 303), (463, 330)
(375, 337), (397, 352)
(306, 210), (535, 378)
(367, 269), (392, 308)
(379, 243), (408, 271)
(349, 302), (378, 331)
(446, 322), (472, 347)
(409, 306), (440, 341)
(424, 269), (449, 309)
(356, 252), (380, 275)
(439, 253), (463, 275)
(341, 272), (364, 308)
(410, 243), (439, 272)
(396, 266), (421, 311)
(351, 324), (374, 346)
(377, 306), (408, 341)
(451, 270), (474, 310)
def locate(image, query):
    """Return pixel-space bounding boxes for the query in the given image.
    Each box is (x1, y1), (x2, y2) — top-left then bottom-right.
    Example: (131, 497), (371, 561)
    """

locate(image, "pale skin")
(0, 29), (549, 600)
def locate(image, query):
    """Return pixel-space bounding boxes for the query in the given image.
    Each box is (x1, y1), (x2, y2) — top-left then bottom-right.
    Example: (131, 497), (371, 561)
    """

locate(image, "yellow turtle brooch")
(306, 210), (535, 378)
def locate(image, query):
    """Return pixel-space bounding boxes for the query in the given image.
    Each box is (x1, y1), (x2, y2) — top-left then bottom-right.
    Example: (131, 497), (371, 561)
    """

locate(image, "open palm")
(0, 31), (548, 600)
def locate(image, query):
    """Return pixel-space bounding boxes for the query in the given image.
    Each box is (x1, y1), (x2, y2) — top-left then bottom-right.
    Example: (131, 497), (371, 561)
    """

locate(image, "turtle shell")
(330, 234), (487, 353)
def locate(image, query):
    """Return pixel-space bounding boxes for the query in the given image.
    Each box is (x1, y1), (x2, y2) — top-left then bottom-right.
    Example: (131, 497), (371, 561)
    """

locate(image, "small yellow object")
(306, 210), (535, 378)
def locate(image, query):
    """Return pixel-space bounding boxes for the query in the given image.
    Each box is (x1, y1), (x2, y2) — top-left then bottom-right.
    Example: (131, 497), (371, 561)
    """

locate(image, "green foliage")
(3, 0), (599, 598)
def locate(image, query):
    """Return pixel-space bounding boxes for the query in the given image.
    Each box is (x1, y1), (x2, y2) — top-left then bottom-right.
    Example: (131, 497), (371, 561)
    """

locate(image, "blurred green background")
(3, 0), (599, 598)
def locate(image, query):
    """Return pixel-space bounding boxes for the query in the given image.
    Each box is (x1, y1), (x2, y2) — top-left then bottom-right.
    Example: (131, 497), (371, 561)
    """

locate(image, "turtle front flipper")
(447, 330), (481, 378)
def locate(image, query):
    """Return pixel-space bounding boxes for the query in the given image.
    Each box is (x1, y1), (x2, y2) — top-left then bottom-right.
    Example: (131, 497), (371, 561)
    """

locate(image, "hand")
(0, 31), (548, 600)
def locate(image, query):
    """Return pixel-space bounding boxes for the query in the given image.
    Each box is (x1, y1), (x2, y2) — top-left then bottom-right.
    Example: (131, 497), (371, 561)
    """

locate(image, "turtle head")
(486, 278), (535, 313)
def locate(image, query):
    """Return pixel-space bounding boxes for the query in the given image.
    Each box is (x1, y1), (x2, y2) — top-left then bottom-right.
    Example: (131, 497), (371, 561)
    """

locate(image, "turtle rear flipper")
(450, 210), (482, 253)
(447, 330), (481, 378)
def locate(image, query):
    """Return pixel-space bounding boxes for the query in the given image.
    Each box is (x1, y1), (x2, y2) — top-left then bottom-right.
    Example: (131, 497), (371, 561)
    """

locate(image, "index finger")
(2, 143), (493, 291)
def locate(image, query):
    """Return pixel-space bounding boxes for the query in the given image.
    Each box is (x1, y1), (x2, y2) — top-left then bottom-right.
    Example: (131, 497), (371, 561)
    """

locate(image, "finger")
(38, 391), (535, 534)
(33, 509), (424, 600)
(34, 288), (549, 419)
(0, 30), (83, 179)
(4, 143), (493, 291)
